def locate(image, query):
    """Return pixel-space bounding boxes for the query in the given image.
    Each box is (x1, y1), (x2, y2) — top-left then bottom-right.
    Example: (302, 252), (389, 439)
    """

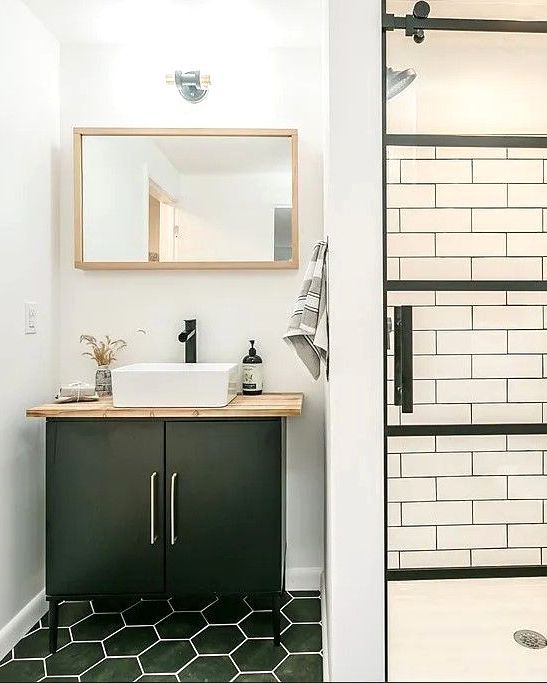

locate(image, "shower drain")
(514, 630), (547, 649)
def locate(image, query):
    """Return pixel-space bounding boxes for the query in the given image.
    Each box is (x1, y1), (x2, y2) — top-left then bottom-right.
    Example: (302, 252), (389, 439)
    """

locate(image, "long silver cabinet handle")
(150, 472), (158, 545)
(170, 472), (178, 545)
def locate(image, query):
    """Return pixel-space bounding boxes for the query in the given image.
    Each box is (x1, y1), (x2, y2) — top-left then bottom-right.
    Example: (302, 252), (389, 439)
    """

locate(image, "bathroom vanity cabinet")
(27, 394), (303, 653)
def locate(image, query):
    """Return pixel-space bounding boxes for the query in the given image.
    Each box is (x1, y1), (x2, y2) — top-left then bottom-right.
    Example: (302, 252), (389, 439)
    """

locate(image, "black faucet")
(178, 319), (197, 362)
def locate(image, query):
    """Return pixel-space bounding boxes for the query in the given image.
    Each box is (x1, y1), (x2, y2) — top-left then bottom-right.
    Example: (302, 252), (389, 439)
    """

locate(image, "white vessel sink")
(111, 363), (239, 408)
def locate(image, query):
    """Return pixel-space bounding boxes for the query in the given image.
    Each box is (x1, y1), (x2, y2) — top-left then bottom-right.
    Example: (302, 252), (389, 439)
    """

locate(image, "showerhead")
(387, 67), (417, 100)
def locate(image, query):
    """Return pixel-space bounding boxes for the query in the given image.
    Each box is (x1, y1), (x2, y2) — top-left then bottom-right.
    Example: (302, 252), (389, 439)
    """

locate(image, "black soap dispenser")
(242, 340), (263, 395)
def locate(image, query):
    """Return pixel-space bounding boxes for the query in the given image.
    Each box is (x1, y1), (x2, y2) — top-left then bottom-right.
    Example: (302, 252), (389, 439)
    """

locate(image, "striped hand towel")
(283, 241), (328, 380)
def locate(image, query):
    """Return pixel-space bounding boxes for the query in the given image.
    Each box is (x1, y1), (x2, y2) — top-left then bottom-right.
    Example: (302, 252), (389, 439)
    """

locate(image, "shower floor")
(389, 577), (547, 682)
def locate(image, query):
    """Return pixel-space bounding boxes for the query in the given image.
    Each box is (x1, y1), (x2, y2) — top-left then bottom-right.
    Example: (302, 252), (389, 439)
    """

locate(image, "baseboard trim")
(0, 590), (47, 659)
(285, 567), (323, 591)
(320, 571), (329, 682)
(388, 565), (547, 581)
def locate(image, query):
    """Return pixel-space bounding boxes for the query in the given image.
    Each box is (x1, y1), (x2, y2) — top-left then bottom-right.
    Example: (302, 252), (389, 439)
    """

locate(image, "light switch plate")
(25, 302), (37, 334)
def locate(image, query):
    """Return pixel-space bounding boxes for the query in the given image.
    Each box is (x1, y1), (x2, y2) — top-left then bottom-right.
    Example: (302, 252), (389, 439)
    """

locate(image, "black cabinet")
(45, 417), (286, 652)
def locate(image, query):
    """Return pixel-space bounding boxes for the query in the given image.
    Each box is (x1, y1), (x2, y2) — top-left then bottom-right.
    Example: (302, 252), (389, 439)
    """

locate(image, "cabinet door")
(166, 419), (283, 595)
(47, 420), (164, 596)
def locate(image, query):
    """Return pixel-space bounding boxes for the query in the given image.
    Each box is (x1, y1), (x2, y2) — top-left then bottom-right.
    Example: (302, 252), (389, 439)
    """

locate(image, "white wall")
(59, 42), (324, 587)
(324, 0), (384, 680)
(0, 0), (59, 652)
(176, 170), (291, 261)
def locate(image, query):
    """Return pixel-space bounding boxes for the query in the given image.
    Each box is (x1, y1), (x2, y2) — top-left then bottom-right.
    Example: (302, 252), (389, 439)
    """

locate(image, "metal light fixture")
(165, 70), (211, 103)
(386, 67), (417, 99)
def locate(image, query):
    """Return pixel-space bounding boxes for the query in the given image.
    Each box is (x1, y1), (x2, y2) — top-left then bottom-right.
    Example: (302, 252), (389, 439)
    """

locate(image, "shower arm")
(384, 13), (547, 36)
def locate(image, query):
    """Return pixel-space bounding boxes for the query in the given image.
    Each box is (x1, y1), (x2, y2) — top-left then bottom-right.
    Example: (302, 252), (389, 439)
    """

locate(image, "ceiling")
(388, 1), (547, 20)
(23, 0), (322, 46)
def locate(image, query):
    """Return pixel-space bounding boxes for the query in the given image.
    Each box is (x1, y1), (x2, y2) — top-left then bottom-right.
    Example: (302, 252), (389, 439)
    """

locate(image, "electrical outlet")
(25, 302), (37, 334)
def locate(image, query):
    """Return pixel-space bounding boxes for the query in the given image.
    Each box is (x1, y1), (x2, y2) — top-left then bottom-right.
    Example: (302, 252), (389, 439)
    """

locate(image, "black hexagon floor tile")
(178, 655), (237, 682)
(45, 641), (104, 677)
(81, 656), (141, 681)
(42, 601), (92, 627)
(282, 599), (321, 624)
(234, 675), (277, 682)
(240, 612), (289, 638)
(124, 600), (172, 626)
(232, 639), (287, 672)
(42, 677), (79, 682)
(204, 597), (250, 624)
(0, 659), (45, 681)
(282, 624), (322, 653)
(139, 640), (195, 673)
(170, 595), (216, 611)
(289, 591), (320, 598)
(139, 676), (178, 682)
(192, 625), (245, 654)
(275, 653), (323, 682)
(14, 627), (70, 658)
(72, 613), (124, 641)
(156, 612), (207, 639)
(92, 597), (139, 613)
(105, 626), (158, 656)
(245, 593), (291, 611)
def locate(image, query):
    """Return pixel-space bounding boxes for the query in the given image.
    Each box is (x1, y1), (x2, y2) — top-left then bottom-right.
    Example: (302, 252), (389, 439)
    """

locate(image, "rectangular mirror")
(74, 128), (298, 269)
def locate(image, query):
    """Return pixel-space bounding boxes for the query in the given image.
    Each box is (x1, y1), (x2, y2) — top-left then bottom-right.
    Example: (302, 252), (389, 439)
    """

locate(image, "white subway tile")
(414, 306), (471, 330)
(436, 291), (506, 305)
(509, 148), (547, 159)
(509, 330), (547, 353)
(472, 208), (542, 232)
(509, 379), (547, 403)
(387, 208), (400, 233)
(436, 184), (507, 208)
(402, 501), (472, 526)
(401, 452), (471, 478)
(473, 306), (543, 329)
(509, 184), (547, 207)
(437, 476), (506, 501)
(473, 354), (542, 378)
(388, 526), (436, 551)
(401, 159), (472, 184)
(509, 524), (547, 548)
(508, 434), (547, 450)
(437, 525), (506, 550)
(508, 292), (547, 305)
(436, 233), (506, 257)
(473, 500), (542, 524)
(472, 257), (543, 280)
(388, 477), (436, 502)
(413, 380), (436, 404)
(388, 436), (436, 453)
(387, 184), (435, 208)
(437, 330), (506, 355)
(473, 403), (543, 424)
(387, 453), (401, 478)
(436, 435), (507, 452)
(388, 291), (435, 306)
(473, 451), (543, 476)
(437, 379), (506, 403)
(437, 147), (506, 159)
(472, 548), (541, 566)
(387, 233), (435, 257)
(509, 234), (547, 256)
(414, 331), (437, 354)
(400, 257), (471, 280)
(400, 550), (470, 568)
(387, 257), (399, 279)
(387, 356), (394, 380)
(509, 476), (547, 499)
(473, 160), (543, 183)
(387, 159), (400, 183)
(400, 208), (471, 233)
(414, 355), (471, 379)
(388, 503), (401, 527)
(387, 552), (400, 569)
(401, 403), (471, 425)
(387, 405), (400, 425)
(387, 146), (435, 159)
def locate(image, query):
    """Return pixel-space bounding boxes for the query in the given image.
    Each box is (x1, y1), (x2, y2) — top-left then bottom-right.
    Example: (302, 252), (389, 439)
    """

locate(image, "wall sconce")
(165, 70), (211, 103)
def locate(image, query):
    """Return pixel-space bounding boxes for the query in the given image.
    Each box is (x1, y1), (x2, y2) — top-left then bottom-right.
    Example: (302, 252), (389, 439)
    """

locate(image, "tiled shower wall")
(387, 144), (547, 570)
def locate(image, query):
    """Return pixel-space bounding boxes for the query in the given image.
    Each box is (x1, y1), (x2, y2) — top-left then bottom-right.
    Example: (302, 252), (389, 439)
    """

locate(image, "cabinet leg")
(272, 592), (281, 646)
(48, 600), (59, 654)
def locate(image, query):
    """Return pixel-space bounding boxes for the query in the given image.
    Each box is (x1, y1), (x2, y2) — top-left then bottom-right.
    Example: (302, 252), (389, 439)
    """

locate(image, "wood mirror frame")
(74, 127), (299, 270)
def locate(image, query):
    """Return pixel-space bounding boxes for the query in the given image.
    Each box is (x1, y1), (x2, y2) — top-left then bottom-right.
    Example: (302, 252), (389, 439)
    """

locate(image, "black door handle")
(394, 306), (414, 413)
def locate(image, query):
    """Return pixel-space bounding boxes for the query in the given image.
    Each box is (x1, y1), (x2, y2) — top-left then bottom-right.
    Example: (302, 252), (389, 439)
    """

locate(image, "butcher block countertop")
(26, 393), (304, 419)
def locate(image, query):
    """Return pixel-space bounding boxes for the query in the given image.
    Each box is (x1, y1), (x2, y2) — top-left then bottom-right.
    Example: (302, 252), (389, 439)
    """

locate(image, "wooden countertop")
(26, 393), (304, 419)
